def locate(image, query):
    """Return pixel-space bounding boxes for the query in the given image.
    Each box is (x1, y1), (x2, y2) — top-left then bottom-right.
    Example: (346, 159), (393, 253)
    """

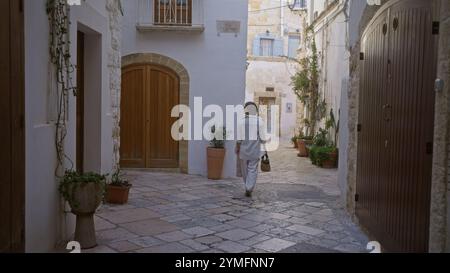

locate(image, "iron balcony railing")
(138, 0), (204, 29)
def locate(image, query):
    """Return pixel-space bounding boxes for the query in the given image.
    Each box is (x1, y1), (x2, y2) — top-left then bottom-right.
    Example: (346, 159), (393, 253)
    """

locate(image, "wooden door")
(0, 0), (25, 252)
(121, 65), (147, 168)
(76, 31), (85, 173)
(356, 0), (438, 252)
(121, 64), (180, 169)
(147, 66), (180, 168)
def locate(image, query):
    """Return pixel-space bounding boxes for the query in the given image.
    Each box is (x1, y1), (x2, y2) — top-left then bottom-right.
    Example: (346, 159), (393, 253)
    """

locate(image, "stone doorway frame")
(122, 53), (189, 174)
(254, 91), (282, 137)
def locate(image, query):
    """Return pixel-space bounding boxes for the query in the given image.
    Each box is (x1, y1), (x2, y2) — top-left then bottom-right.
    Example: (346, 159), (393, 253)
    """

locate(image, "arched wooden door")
(120, 64), (180, 169)
(356, 0), (439, 252)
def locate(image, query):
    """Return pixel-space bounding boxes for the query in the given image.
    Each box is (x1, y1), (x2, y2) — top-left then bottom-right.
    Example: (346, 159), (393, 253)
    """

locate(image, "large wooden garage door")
(0, 0), (25, 252)
(120, 64), (180, 169)
(356, 0), (439, 252)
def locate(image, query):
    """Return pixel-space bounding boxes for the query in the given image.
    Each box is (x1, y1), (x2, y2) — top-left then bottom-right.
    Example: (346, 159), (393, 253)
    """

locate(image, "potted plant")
(291, 135), (299, 149)
(59, 171), (106, 249)
(106, 168), (132, 205)
(297, 136), (314, 157)
(312, 146), (338, 169)
(207, 125), (227, 180)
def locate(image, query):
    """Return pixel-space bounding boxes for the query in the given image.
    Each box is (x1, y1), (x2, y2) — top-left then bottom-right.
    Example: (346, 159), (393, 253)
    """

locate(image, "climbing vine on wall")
(291, 28), (325, 137)
(46, 0), (77, 176)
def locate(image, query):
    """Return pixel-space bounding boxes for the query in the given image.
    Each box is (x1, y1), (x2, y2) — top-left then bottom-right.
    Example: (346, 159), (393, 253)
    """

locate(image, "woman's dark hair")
(244, 102), (259, 111)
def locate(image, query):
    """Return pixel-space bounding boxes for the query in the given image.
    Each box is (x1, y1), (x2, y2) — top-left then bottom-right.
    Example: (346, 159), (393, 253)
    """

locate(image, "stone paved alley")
(90, 144), (369, 253)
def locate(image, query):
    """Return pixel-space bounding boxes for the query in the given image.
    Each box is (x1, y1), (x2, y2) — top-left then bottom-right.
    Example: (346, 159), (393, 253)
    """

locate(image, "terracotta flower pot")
(106, 184), (132, 205)
(207, 147), (226, 180)
(322, 151), (338, 169)
(70, 182), (103, 249)
(297, 139), (313, 157)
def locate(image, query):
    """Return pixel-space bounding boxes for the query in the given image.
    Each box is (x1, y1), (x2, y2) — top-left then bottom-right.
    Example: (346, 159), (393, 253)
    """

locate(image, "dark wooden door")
(76, 31), (85, 173)
(356, 0), (438, 252)
(121, 64), (180, 169)
(0, 0), (25, 252)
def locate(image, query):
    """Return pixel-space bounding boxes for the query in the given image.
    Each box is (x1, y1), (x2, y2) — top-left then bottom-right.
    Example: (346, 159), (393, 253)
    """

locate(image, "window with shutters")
(288, 35), (300, 58)
(260, 38), (274, 56)
(292, 0), (307, 10)
(252, 34), (284, 57)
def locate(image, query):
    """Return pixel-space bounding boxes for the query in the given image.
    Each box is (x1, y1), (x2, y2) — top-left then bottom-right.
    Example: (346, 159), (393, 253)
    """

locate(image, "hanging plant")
(47, 0), (77, 176)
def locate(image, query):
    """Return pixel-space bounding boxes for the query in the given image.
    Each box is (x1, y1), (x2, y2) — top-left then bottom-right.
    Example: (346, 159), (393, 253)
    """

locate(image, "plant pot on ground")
(207, 125), (227, 180)
(297, 137), (314, 157)
(59, 171), (106, 249)
(309, 146), (338, 169)
(106, 169), (132, 205)
(321, 148), (338, 169)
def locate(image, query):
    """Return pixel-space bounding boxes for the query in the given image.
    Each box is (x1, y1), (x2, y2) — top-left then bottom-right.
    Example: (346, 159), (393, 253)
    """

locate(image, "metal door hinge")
(357, 124), (362, 132)
(432, 22), (440, 35)
(360, 52), (364, 60)
(355, 194), (360, 202)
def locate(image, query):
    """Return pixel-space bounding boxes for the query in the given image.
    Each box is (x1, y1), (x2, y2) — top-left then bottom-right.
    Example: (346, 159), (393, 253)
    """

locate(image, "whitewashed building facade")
(120, 0), (248, 177)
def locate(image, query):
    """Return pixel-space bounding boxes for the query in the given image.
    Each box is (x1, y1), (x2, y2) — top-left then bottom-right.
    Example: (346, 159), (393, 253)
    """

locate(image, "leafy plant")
(309, 145), (338, 167)
(325, 109), (339, 147)
(313, 128), (329, 147)
(59, 170), (107, 208)
(210, 125), (227, 149)
(109, 169), (131, 187)
(291, 33), (324, 136)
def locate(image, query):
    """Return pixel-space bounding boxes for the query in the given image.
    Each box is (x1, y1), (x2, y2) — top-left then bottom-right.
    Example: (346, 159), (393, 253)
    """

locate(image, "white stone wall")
(247, 0), (305, 140)
(246, 58), (300, 140)
(106, 0), (122, 172)
(24, 0), (120, 252)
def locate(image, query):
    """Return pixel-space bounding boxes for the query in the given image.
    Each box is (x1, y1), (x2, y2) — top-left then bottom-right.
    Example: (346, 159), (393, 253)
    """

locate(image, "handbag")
(256, 115), (271, 172)
(261, 152), (271, 172)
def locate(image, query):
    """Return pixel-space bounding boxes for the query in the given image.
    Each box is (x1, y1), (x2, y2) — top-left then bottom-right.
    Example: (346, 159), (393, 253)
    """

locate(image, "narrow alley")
(90, 144), (368, 253)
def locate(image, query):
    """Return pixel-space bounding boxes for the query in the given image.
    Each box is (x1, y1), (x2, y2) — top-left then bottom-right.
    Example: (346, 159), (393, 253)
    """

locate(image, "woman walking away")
(235, 102), (268, 197)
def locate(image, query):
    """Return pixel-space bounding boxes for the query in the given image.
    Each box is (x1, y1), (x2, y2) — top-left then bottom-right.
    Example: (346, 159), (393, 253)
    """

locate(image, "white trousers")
(240, 159), (259, 193)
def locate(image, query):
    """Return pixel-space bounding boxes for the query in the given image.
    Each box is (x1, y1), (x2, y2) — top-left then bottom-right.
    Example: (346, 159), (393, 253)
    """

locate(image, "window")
(154, 0), (192, 25)
(253, 35), (283, 57)
(288, 35), (301, 58)
(292, 0), (307, 10)
(260, 38), (274, 56)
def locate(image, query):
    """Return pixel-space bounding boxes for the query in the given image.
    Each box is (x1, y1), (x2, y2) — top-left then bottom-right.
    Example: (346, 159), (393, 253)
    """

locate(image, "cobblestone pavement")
(89, 144), (369, 253)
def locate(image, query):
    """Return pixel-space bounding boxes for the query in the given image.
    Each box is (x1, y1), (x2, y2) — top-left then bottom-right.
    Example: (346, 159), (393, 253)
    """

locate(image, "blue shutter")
(274, 38), (284, 57)
(253, 36), (260, 56)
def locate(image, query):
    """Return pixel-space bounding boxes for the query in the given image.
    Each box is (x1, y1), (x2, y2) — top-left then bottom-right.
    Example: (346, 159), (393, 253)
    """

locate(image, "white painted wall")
(246, 59), (299, 140)
(337, 0), (366, 199)
(121, 0), (248, 178)
(306, 0), (356, 198)
(24, 0), (115, 252)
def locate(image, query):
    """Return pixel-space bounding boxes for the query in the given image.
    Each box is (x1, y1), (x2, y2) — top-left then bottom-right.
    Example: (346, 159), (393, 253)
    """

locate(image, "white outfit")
(237, 115), (267, 193)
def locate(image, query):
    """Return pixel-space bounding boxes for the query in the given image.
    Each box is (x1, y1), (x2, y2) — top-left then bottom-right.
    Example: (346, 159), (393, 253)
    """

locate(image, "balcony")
(137, 0), (205, 33)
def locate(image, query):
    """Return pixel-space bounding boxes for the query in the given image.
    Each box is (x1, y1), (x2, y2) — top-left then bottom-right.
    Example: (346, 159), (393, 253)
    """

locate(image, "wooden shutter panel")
(252, 36), (260, 56)
(273, 38), (284, 57)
